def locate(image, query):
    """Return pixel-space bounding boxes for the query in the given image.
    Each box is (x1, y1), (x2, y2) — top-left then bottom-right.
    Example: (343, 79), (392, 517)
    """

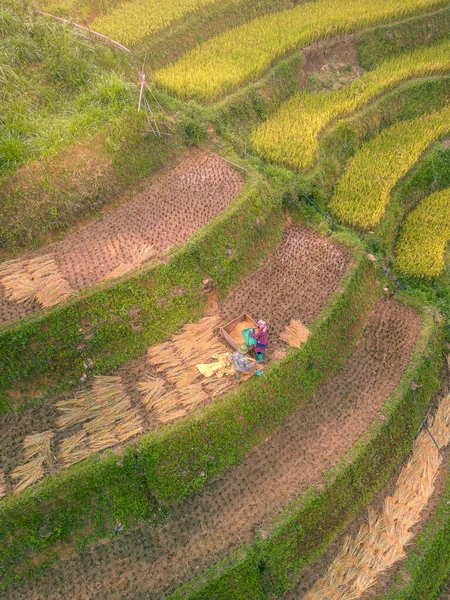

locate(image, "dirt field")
(2, 298), (422, 600)
(0, 151), (244, 326)
(0, 225), (350, 497)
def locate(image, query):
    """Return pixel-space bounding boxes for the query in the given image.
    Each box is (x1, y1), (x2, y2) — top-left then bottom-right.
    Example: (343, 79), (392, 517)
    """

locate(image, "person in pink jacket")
(250, 319), (268, 376)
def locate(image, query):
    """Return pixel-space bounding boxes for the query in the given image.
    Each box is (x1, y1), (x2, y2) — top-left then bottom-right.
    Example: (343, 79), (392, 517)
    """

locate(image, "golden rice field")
(153, 0), (449, 100)
(395, 188), (450, 278)
(91, 0), (224, 47)
(251, 39), (450, 170)
(329, 105), (450, 229)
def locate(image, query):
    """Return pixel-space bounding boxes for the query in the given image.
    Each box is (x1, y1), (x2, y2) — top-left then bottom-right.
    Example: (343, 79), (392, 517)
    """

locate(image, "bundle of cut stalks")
(302, 393), (450, 600)
(59, 431), (91, 466)
(57, 376), (144, 455)
(11, 457), (45, 494)
(23, 430), (54, 465)
(280, 319), (311, 348)
(0, 255), (74, 308)
(203, 377), (234, 398)
(137, 375), (166, 409)
(103, 244), (157, 281)
(10, 430), (56, 494)
(0, 470), (5, 498)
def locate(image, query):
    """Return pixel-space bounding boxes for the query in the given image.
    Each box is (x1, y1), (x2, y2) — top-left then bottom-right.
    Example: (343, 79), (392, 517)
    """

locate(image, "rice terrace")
(2, 1), (450, 599)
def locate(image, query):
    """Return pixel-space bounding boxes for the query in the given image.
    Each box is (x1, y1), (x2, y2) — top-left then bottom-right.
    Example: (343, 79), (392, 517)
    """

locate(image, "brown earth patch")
(0, 150), (244, 325)
(220, 225), (351, 356)
(2, 298), (422, 600)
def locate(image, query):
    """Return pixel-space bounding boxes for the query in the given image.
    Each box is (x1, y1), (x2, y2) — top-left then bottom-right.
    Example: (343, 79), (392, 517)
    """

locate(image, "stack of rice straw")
(103, 244), (157, 280)
(56, 376), (143, 466)
(303, 393), (450, 600)
(10, 431), (54, 494)
(280, 319), (311, 349)
(0, 255), (74, 308)
(139, 316), (234, 423)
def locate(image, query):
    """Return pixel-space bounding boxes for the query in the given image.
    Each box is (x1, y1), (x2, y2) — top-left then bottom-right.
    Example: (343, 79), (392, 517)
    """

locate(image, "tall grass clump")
(395, 188), (450, 278)
(154, 0), (449, 101)
(0, 10), (134, 174)
(91, 0), (226, 47)
(252, 39), (450, 170)
(329, 105), (450, 229)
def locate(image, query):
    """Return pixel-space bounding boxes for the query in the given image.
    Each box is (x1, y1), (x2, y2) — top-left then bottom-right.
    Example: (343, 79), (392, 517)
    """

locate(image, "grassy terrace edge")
(0, 245), (376, 589)
(167, 305), (443, 600)
(0, 166), (285, 409)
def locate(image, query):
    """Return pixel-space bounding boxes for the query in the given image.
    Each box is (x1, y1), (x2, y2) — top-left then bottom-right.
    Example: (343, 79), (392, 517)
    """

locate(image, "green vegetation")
(154, 0), (449, 101)
(329, 105), (450, 228)
(396, 188), (450, 278)
(251, 39), (450, 171)
(0, 251), (377, 588)
(0, 9), (134, 175)
(167, 307), (442, 599)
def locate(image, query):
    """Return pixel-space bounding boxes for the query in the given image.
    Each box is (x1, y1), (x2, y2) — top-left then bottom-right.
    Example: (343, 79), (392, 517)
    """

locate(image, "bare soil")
(220, 225), (351, 356)
(2, 298), (422, 600)
(0, 150), (244, 325)
(0, 225), (350, 497)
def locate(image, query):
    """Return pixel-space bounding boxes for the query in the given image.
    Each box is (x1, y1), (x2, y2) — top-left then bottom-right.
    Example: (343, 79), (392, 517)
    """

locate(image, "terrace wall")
(0, 248), (377, 589)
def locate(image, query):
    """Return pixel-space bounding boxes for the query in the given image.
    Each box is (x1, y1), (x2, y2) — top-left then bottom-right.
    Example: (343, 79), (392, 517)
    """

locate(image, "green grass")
(251, 39), (450, 171)
(154, 0), (450, 101)
(329, 105), (450, 229)
(0, 9), (134, 175)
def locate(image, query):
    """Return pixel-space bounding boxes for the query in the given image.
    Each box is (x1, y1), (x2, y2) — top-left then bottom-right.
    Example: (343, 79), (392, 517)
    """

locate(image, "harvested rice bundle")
(23, 430), (54, 464)
(103, 245), (157, 281)
(166, 366), (202, 390)
(58, 431), (91, 466)
(178, 384), (209, 408)
(88, 430), (119, 452)
(0, 470), (5, 498)
(147, 389), (180, 414)
(56, 400), (88, 429)
(203, 376), (234, 397)
(280, 319), (311, 348)
(0, 255), (74, 308)
(115, 415), (144, 442)
(138, 375), (166, 409)
(11, 457), (45, 494)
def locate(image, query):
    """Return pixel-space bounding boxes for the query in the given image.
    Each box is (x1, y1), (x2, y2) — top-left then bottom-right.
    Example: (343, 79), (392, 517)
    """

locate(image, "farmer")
(230, 344), (256, 381)
(250, 319), (268, 375)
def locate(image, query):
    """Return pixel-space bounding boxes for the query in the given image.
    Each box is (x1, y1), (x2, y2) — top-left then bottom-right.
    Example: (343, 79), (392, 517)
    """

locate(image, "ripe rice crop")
(92, 0), (224, 47)
(252, 39), (450, 170)
(395, 188), (450, 278)
(154, 0), (449, 101)
(329, 105), (450, 229)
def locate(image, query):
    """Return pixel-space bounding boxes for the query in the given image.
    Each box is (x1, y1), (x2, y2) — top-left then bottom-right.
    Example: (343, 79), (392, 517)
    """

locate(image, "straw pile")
(56, 376), (143, 465)
(303, 393), (450, 600)
(0, 470), (5, 499)
(103, 244), (157, 281)
(140, 316), (233, 423)
(280, 319), (311, 348)
(11, 430), (54, 494)
(0, 255), (74, 308)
